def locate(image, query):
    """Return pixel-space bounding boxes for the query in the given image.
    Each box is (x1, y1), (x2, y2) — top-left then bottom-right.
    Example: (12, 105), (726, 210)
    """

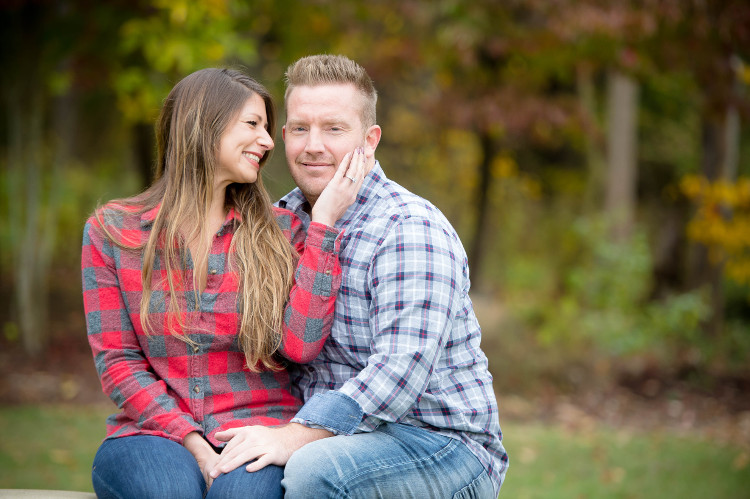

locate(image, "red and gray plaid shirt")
(82, 203), (342, 447)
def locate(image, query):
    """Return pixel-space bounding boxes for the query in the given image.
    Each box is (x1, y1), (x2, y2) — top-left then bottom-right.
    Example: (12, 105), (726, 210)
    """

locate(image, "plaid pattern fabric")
(279, 163), (509, 495)
(81, 203), (342, 446)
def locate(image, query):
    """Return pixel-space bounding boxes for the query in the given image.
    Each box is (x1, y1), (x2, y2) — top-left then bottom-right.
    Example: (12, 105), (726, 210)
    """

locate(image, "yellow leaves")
(152, 0), (228, 26)
(681, 174), (750, 286)
(733, 451), (749, 471)
(521, 177), (542, 200)
(60, 377), (80, 401)
(600, 466), (626, 485)
(492, 154), (542, 200)
(115, 0), (257, 123)
(309, 12), (332, 34)
(492, 154), (517, 178)
(679, 174), (705, 199)
(739, 57), (750, 86)
(383, 10), (405, 35)
(49, 448), (74, 466)
(726, 259), (750, 286)
(113, 68), (162, 122)
(681, 174), (750, 208)
(165, 0), (188, 25)
(204, 41), (226, 62)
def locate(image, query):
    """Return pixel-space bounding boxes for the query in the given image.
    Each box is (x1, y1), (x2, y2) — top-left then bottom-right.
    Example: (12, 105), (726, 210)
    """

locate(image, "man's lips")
(300, 160), (334, 168)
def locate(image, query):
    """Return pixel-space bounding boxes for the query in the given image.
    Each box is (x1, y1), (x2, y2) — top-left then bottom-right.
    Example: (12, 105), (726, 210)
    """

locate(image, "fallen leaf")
(732, 451), (748, 471)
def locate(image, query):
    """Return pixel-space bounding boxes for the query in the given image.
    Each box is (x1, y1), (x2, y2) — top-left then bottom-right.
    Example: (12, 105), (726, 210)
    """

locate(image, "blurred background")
(1, 0), (749, 496)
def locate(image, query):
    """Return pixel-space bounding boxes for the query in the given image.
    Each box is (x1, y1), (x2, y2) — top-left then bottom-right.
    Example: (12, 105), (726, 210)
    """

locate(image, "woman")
(81, 68), (365, 498)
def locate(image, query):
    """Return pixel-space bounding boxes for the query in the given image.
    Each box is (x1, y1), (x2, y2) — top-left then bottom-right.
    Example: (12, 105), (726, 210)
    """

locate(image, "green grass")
(499, 422), (750, 498)
(0, 405), (748, 497)
(0, 404), (110, 492)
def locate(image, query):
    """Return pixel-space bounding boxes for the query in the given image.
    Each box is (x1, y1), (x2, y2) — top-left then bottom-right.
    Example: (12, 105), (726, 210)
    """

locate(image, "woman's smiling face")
(216, 93), (274, 189)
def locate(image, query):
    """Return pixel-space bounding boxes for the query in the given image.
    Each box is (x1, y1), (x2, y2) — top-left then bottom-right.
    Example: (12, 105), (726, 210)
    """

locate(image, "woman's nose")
(258, 128), (274, 150)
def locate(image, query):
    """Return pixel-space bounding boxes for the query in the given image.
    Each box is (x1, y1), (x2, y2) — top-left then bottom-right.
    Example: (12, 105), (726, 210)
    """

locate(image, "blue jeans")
(282, 423), (495, 499)
(92, 435), (284, 499)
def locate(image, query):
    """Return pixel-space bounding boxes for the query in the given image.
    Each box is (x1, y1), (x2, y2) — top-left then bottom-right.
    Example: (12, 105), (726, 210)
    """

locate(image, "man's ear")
(364, 125), (381, 157)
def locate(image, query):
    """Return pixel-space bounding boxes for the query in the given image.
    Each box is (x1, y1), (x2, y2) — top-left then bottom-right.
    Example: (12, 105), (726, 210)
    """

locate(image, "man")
(210, 54), (508, 497)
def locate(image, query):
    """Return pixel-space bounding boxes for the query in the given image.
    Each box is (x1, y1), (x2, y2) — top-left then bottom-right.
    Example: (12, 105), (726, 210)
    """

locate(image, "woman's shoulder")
(88, 200), (145, 227)
(84, 199), (151, 248)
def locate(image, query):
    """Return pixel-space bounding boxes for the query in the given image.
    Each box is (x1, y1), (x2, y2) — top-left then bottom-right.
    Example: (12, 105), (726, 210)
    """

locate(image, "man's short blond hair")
(284, 54), (378, 129)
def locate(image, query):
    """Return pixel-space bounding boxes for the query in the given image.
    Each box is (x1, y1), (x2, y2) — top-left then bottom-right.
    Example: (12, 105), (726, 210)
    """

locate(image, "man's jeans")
(91, 435), (284, 499)
(283, 423), (495, 499)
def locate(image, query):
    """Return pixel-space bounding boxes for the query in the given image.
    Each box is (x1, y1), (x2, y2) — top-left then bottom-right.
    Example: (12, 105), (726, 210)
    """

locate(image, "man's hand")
(210, 423), (333, 478)
(183, 432), (221, 489)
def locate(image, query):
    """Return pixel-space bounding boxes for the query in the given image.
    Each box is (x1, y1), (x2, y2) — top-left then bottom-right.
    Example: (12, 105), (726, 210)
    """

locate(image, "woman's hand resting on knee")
(183, 432), (221, 489)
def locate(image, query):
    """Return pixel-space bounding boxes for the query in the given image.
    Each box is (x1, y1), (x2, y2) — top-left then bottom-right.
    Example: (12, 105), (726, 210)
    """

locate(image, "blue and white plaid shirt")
(278, 162), (508, 494)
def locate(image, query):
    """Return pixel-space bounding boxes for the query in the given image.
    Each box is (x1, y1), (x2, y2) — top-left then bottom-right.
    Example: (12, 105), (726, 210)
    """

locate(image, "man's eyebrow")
(286, 117), (351, 125)
(321, 116), (350, 124)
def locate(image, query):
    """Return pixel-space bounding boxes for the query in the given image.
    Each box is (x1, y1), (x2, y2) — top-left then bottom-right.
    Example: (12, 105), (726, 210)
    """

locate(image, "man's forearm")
(284, 422), (334, 448)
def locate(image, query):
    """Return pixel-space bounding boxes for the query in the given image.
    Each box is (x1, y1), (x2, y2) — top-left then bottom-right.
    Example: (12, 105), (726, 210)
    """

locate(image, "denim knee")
(92, 436), (204, 499)
(282, 426), (495, 499)
(283, 440), (339, 497)
(208, 464), (284, 499)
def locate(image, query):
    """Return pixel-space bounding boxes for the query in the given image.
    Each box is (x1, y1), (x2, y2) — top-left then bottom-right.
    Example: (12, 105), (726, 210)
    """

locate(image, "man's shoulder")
(352, 175), (461, 252)
(368, 175), (454, 230)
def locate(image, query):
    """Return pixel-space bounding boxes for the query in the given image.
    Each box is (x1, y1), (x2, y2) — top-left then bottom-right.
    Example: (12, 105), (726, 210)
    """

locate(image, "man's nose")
(304, 129), (325, 154)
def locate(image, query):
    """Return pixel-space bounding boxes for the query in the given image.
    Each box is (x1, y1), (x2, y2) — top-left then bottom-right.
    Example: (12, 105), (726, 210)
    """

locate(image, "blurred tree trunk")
(690, 96), (740, 337)
(6, 84), (51, 357)
(691, 118), (724, 337)
(577, 64), (605, 210)
(605, 69), (639, 243)
(2, 4), (62, 357)
(468, 131), (496, 291)
(133, 122), (155, 188)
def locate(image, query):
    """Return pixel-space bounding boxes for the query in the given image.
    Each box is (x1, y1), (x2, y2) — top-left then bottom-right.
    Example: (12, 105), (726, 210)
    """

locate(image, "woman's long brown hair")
(95, 68), (295, 371)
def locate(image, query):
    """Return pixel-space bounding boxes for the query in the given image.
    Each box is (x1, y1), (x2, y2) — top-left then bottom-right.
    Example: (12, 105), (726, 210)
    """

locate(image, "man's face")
(283, 83), (379, 206)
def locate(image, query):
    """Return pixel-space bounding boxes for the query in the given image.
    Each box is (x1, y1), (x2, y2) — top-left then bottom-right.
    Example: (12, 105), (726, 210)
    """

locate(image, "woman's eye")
(245, 120), (257, 127)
